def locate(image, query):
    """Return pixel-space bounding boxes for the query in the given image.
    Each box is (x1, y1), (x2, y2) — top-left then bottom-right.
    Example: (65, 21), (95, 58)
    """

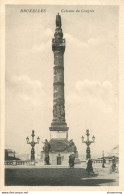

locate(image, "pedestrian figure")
(102, 158), (106, 168)
(109, 156), (118, 173)
(69, 154), (75, 168)
(69, 155), (71, 168)
(86, 158), (94, 175)
(112, 156), (116, 169)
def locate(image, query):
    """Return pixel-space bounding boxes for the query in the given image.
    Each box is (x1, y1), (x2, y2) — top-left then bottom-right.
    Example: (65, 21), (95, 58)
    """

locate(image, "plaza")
(5, 163), (119, 186)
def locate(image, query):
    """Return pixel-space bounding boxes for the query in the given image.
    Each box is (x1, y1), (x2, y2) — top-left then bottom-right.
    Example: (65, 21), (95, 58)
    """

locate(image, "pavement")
(5, 163), (119, 186)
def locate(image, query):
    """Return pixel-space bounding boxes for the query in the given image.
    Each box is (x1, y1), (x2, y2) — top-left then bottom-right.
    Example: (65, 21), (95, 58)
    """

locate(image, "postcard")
(0, 0), (124, 191)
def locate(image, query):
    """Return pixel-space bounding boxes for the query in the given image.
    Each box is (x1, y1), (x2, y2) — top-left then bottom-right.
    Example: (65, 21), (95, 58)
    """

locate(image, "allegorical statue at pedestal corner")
(42, 139), (51, 165)
(43, 139), (51, 153)
(68, 139), (77, 153)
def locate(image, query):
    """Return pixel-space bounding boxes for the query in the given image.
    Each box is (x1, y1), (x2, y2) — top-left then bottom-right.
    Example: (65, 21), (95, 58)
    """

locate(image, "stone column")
(49, 13), (69, 135)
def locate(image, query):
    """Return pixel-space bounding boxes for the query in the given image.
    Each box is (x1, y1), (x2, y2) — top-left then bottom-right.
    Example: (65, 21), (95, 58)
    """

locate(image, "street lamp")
(81, 129), (95, 160)
(26, 130), (40, 162)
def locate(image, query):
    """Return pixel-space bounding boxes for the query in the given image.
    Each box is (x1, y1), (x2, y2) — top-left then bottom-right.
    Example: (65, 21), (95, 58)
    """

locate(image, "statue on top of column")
(56, 13), (61, 28)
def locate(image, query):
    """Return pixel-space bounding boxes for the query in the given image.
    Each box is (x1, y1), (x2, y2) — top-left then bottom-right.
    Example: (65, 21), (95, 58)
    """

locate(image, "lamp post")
(81, 129), (95, 160)
(26, 130), (40, 162)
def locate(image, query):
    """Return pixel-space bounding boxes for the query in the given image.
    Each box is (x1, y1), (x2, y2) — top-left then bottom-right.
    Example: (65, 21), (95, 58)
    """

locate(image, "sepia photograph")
(3, 3), (120, 188)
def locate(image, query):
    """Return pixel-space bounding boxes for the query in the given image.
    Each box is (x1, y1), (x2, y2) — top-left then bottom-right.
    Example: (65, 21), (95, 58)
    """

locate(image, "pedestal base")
(41, 138), (78, 165)
(41, 151), (74, 165)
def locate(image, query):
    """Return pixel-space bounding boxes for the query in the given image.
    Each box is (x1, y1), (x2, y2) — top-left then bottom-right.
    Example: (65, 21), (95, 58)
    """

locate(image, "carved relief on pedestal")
(53, 102), (65, 121)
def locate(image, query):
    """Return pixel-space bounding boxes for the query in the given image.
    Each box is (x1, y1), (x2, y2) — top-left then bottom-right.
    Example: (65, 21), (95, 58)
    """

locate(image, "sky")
(5, 5), (119, 158)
